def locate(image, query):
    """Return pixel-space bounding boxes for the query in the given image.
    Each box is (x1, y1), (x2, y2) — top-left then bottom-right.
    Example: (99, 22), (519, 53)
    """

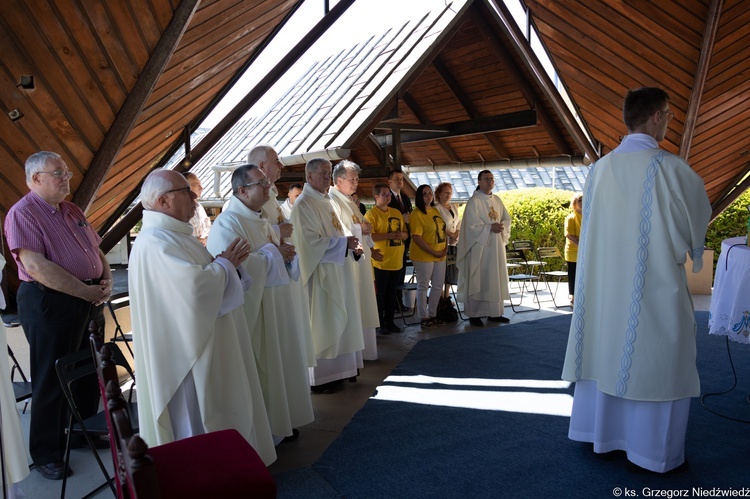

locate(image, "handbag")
(436, 296), (459, 323)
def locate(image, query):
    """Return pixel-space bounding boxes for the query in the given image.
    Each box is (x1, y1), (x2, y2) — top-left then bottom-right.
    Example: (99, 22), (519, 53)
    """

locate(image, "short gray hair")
(306, 157), (331, 176)
(332, 160), (360, 183)
(247, 144), (275, 166)
(25, 151), (62, 183)
(141, 170), (180, 210)
(231, 164), (260, 195)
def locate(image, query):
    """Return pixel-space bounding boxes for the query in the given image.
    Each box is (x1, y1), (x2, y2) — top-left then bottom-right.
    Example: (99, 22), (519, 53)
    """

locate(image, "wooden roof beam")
(374, 110), (537, 145)
(431, 56), (511, 159)
(101, 0), (357, 252)
(680, 0), (723, 161)
(710, 165), (750, 220)
(476, 0), (599, 161)
(401, 92), (461, 163)
(72, 0), (201, 213)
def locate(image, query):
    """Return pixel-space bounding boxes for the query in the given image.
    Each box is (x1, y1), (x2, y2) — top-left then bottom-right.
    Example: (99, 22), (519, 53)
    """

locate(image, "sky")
(200, 0), (470, 129)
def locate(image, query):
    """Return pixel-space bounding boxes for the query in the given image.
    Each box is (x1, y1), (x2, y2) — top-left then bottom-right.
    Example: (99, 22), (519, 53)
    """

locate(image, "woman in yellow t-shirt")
(564, 194), (583, 305)
(410, 184), (448, 327)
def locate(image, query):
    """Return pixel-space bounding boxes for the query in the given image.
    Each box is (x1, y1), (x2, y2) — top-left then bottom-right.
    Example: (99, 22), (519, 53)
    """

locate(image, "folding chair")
(395, 261), (419, 325)
(107, 292), (133, 356)
(56, 323), (137, 498)
(511, 240), (545, 272)
(505, 249), (541, 313)
(96, 345), (276, 499)
(7, 345), (32, 413)
(537, 246), (570, 308)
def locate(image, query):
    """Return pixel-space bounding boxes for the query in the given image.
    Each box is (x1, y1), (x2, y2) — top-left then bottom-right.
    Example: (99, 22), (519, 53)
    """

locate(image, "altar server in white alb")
(329, 160), (381, 360)
(207, 164), (314, 444)
(562, 87), (711, 473)
(290, 158), (365, 392)
(456, 170), (512, 326)
(129, 170), (276, 465)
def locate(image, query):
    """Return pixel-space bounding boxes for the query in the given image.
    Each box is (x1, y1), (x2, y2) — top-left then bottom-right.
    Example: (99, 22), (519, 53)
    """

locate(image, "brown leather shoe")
(36, 461), (72, 480)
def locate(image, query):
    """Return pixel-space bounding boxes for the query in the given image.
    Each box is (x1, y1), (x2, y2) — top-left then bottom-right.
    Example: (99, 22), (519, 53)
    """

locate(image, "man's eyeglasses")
(164, 186), (192, 195)
(38, 170), (73, 179)
(242, 179), (272, 189)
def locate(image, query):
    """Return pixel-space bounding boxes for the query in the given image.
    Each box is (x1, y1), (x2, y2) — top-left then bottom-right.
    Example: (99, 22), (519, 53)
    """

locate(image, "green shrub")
(500, 188), (575, 270)
(706, 189), (750, 269)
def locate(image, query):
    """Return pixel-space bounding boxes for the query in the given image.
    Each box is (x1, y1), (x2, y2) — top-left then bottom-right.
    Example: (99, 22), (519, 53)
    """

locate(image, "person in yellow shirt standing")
(366, 183), (408, 334)
(564, 194), (582, 306)
(410, 184), (448, 328)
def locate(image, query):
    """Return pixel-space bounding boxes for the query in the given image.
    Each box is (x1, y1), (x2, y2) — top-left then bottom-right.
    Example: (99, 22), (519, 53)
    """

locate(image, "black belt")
(30, 277), (102, 291)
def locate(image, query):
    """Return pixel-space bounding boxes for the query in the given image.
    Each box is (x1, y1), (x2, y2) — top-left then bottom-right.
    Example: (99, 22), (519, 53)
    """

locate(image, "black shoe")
(488, 315), (511, 323)
(281, 428), (300, 443)
(311, 379), (343, 394)
(469, 317), (484, 326)
(36, 461), (72, 480)
(377, 326), (391, 335)
(386, 323), (402, 333)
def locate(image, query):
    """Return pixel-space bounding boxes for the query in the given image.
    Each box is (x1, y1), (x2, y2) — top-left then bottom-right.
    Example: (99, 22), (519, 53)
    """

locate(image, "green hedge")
(500, 188), (575, 271)
(706, 190), (750, 269)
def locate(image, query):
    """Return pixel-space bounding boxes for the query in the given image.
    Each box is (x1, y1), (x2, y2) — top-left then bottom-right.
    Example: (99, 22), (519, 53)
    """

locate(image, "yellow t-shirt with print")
(365, 206), (405, 271)
(409, 206), (447, 262)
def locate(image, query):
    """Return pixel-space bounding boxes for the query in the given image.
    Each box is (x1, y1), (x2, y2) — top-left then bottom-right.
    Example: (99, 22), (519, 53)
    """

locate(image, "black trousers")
(374, 267), (402, 326)
(18, 282), (104, 465)
(567, 261), (577, 296)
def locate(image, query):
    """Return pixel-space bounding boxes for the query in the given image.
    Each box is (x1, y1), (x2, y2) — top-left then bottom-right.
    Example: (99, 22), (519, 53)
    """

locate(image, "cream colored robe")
(260, 186), (316, 366)
(207, 197), (314, 437)
(329, 186), (379, 360)
(129, 210), (275, 464)
(290, 184), (364, 376)
(456, 190), (511, 317)
(0, 253), (30, 492)
(562, 135), (711, 401)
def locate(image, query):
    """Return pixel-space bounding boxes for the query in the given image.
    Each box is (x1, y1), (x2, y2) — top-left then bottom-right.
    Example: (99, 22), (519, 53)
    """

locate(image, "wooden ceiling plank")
(72, 0), (201, 212)
(430, 55), (511, 158)
(402, 91), (461, 163)
(679, 0), (723, 161)
(101, 0), (356, 250)
(472, 4), (580, 158)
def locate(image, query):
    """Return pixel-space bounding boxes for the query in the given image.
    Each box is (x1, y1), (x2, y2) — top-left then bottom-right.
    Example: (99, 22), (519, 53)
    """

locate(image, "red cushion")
(147, 429), (276, 498)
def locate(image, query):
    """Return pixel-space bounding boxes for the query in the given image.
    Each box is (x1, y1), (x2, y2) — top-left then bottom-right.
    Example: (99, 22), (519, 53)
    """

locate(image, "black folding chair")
(106, 292), (133, 356)
(7, 345), (32, 413)
(55, 323), (137, 499)
(505, 249), (541, 313)
(537, 246), (570, 308)
(395, 261), (420, 326)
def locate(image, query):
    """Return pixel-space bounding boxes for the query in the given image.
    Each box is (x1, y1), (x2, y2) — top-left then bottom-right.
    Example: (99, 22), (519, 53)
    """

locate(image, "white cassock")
(188, 202), (211, 240)
(129, 210), (276, 465)
(456, 191), (511, 317)
(562, 133), (711, 472)
(261, 186), (316, 367)
(329, 186), (379, 360)
(290, 184), (365, 386)
(207, 197), (314, 439)
(0, 253), (29, 497)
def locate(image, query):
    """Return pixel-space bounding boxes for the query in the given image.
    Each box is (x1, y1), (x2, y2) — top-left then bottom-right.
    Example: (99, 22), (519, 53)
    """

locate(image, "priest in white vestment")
(330, 160), (381, 360)
(562, 87), (711, 473)
(290, 158), (366, 391)
(456, 170), (512, 326)
(248, 145), (316, 368)
(280, 183), (303, 220)
(129, 170), (276, 465)
(207, 164), (314, 443)
(0, 251), (29, 498)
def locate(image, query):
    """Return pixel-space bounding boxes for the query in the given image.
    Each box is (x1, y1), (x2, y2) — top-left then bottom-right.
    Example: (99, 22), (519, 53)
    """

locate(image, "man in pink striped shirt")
(4, 151), (112, 480)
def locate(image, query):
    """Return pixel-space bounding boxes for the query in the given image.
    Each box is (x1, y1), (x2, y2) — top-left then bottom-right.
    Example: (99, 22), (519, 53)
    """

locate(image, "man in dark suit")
(387, 169), (412, 305)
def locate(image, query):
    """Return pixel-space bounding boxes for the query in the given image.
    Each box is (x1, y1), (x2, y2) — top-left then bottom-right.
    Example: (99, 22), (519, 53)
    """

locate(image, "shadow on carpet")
(276, 312), (750, 498)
